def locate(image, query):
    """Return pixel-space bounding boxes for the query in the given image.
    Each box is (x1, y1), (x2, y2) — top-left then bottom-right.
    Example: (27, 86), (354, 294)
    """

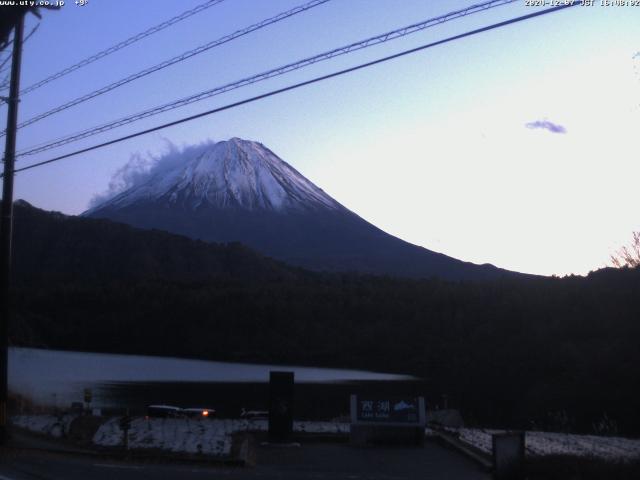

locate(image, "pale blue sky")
(3, 0), (639, 276)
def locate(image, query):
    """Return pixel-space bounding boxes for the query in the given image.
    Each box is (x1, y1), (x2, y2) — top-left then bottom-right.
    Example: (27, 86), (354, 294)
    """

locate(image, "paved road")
(0, 442), (490, 480)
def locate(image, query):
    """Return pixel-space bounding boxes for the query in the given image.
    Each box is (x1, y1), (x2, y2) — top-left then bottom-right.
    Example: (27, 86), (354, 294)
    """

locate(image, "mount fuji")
(85, 137), (515, 280)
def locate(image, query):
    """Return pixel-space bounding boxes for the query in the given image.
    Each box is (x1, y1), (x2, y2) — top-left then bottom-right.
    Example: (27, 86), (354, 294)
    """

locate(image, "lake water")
(9, 347), (425, 418)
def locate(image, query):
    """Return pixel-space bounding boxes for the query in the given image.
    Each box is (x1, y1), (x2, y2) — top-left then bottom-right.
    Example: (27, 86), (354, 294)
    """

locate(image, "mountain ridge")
(13, 199), (298, 285)
(86, 138), (524, 281)
(86, 138), (341, 214)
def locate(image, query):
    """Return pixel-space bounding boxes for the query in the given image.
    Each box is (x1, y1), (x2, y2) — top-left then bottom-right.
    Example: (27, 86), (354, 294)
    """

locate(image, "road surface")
(0, 441), (490, 479)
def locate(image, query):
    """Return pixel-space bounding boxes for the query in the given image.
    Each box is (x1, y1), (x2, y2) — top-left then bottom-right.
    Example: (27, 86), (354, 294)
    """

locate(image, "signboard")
(268, 371), (294, 442)
(351, 395), (425, 426)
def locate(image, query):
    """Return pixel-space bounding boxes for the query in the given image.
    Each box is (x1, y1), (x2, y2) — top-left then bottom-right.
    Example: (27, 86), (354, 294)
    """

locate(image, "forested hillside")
(9, 202), (640, 434)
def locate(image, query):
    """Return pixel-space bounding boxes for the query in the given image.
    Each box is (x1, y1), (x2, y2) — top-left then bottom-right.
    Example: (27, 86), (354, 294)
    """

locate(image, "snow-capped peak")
(91, 138), (341, 213)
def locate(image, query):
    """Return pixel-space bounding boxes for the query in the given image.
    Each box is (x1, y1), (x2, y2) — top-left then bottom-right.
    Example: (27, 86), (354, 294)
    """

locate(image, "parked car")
(182, 407), (216, 419)
(145, 405), (182, 419)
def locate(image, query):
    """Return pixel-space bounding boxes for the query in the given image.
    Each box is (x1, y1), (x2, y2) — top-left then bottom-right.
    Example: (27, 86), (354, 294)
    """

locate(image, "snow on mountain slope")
(88, 138), (340, 213)
(86, 137), (518, 281)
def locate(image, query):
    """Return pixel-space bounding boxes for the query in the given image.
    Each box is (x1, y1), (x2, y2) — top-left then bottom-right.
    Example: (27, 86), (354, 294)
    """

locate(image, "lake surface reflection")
(9, 347), (424, 418)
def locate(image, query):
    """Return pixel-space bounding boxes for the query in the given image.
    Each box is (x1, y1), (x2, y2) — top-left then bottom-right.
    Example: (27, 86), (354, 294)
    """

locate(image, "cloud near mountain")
(89, 140), (216, 209)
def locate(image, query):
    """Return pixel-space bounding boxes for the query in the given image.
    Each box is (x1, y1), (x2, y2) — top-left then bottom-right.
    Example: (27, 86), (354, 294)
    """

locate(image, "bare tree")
(611, 232), (640, 268)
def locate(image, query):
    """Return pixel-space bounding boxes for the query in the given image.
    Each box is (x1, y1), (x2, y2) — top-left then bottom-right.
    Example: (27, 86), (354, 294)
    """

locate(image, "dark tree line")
(8, 202), (640, 434)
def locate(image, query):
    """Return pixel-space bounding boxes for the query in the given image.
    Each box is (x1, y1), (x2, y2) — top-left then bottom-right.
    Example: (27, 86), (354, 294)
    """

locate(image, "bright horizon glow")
(4, 0), (639, 277)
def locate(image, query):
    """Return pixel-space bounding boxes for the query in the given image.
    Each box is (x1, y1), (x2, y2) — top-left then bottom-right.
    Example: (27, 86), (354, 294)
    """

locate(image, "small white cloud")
(525, 119), (567, 134)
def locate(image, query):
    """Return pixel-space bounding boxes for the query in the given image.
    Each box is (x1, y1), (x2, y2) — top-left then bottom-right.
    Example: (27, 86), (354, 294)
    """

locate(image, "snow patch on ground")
(11, 414), (78, 438)
(92, 417), (350, 454)
(93, 418), (232, 456)
(14, 414), (639, 462)
(294, 421), (350, 435)
(92, 417), (349, 457)
(451, 427), (640, 462)
(12, 413), (351, 457)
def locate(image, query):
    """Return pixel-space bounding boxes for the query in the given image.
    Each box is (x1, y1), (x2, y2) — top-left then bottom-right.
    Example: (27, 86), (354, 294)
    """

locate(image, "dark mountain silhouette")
(12, 199), (298, 285)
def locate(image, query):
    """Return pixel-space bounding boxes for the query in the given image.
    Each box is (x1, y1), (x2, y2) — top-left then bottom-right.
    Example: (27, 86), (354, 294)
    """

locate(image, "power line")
(0, 44), (14, 74)
(0, 54), (12, 74)
(1, 22), (38, 59)
(16, 0), (518, 157)
(4, 0), (330, 135)
(0, 71), (9, 92)
(9, 3), (578, 177)
(21, 22), (39, 45)
(0, 23), (38, 94)
(18, 0), (227, 96)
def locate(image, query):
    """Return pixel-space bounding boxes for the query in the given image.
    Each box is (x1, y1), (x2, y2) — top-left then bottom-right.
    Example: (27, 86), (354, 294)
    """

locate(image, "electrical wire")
(8, 3), (578, 176)
(0, 54), (12, 74)
(0, 41), (14, 74)
(5, 0), (330, 134)
(0, 23), (39, 95)
(16, 0), (518, 156)
(19, 0), (227, 96)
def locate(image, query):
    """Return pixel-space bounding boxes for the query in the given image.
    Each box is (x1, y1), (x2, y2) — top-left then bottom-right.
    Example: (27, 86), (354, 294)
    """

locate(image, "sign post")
(83, 388), (92, 413)
(120, 412), (131, 450)
(268, 371), (294, 443)
(350, 395), (426, 446)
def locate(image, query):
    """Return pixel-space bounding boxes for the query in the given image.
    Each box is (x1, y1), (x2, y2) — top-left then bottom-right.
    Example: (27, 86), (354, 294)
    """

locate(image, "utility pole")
(0, 11), (25, 445)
